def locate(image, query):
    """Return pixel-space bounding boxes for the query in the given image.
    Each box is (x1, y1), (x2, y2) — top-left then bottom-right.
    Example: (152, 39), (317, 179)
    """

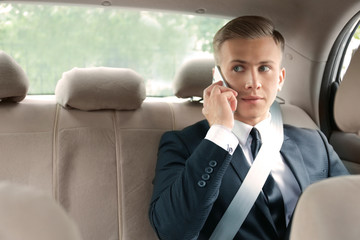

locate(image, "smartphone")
(213, 66), (229, 87)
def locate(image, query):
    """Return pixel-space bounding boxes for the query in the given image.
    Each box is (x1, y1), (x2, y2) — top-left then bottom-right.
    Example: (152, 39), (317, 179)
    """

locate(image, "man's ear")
(278, 68), (286, 91)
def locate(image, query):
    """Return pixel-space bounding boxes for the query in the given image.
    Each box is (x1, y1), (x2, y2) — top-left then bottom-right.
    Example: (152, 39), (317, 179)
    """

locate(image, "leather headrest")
(55, 67), (146, 111)
(173, 57), (214, 98)
(334, 48), (360, 135)
(0, 51), (29, 102)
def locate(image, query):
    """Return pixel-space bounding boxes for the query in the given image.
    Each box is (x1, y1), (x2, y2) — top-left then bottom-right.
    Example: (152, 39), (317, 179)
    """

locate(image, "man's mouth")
(239, 96), (265, 105)
(241, 96), (263, 102)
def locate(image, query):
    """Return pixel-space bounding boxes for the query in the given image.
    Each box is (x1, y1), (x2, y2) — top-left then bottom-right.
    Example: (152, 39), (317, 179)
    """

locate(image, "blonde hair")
(213, 16), (285, 64)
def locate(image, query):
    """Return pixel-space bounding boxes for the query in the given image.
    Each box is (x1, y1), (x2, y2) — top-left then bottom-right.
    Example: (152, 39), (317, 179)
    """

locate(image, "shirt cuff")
(205, 125), (239, 155)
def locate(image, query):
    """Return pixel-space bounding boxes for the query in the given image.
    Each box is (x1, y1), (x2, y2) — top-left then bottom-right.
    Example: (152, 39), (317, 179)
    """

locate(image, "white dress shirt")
(205, 116), (301, 225)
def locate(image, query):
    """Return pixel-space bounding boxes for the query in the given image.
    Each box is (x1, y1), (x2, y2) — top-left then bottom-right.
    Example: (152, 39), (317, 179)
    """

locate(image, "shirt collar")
(232, 113), (272, 147)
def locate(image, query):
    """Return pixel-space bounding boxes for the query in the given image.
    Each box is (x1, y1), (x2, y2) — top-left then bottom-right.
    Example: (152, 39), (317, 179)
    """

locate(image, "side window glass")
(340, 23), (360, 80)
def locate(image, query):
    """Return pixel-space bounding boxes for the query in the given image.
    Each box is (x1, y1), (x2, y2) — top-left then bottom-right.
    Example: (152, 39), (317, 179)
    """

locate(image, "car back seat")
(0, 51), (56, 195)
(54, 66), (158, 240)
(331, 48), (360, 173)
(0, 53), (320, 240)
(0, 52), (81, 239)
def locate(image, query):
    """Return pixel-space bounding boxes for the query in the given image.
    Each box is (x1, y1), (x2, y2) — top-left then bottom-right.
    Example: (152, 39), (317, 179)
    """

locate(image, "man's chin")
(233, 113), (268, 126)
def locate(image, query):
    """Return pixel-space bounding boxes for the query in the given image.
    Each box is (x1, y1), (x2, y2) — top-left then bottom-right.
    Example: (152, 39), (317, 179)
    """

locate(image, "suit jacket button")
(197, 180), (206, 188)
(205, 167), (213, 174)
(209, 160), (217, 167)
(202, 174), (210, 181)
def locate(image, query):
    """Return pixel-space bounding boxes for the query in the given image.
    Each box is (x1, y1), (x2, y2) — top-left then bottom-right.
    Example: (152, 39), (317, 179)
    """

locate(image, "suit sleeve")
(149, 131), (233, 240)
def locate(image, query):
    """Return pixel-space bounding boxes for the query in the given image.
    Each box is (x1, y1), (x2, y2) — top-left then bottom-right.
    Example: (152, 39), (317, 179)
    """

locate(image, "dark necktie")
(250, 128), (262, 159)
(250, 128), (286, 239)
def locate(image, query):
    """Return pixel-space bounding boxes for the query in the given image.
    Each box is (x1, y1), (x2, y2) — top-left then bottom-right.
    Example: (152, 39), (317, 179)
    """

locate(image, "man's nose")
(245, 71), (261, 90)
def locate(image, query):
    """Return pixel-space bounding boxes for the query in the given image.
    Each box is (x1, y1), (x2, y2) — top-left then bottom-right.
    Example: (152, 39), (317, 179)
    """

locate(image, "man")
(149, 16), (348, 240)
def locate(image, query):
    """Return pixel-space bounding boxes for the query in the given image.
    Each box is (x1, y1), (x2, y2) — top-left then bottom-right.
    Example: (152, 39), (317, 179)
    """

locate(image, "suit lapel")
(230, 146), (248, 181)
(280, 134), (310, 191)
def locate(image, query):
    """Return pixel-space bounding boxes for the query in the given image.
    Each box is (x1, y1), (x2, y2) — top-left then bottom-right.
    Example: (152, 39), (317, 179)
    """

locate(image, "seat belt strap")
(209, 101), (284, 240)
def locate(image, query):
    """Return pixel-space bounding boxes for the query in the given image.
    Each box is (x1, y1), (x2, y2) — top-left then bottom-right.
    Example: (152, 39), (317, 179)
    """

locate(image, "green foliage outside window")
(354, 25), (360, 40)
(0, 3), (228, 95)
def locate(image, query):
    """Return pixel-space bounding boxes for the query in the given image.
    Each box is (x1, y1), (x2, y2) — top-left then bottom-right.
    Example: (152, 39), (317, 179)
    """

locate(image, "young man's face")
(218, 36), (285, 125)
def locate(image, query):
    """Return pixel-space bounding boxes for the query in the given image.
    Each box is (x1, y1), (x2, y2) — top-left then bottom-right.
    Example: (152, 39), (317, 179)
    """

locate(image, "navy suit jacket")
(149, 120), (349, 240)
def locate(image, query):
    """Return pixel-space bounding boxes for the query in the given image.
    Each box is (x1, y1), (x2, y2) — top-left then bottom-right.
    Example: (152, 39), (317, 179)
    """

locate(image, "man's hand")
(202, 81), (238, 129)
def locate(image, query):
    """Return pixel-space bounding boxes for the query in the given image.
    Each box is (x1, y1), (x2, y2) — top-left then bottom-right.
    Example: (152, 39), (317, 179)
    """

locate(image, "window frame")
(319, 11), (360, 137)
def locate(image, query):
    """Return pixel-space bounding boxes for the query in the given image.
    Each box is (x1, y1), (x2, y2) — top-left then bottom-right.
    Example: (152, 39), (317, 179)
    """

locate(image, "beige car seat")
(290, 175), (360, 240)
(0, 182), (82, 240)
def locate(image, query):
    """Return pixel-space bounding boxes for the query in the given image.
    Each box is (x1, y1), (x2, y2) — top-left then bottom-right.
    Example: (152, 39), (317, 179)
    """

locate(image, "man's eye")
(259, 66), (270, 72)
(233, 66), (244, 72)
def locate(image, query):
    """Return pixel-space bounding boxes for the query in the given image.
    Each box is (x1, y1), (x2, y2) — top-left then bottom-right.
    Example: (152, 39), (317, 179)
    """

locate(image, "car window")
(340, 22), (360, 79)
(0, 3), (228, 96)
